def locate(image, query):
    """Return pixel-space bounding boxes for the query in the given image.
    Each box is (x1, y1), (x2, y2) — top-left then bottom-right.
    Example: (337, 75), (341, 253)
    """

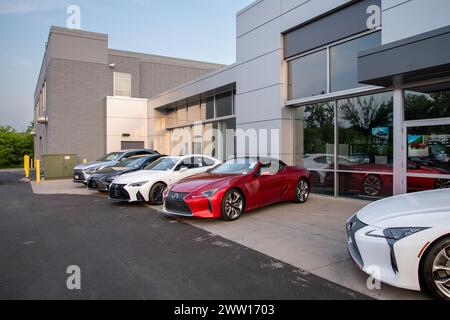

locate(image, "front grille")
(73, 169), (85, 181)
(88, 178), (107, 191)
(109, 184), (130, 200)
(165, 192), (192, 215)
(347, 215), (367, 268)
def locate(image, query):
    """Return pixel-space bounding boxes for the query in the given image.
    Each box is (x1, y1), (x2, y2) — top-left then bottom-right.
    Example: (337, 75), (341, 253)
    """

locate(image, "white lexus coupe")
(347, 188), (450, 300)
(109, 155), (220, 205)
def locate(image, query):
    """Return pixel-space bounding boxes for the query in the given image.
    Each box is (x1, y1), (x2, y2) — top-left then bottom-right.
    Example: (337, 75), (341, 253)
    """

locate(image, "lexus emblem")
(172, 193), (179, 200)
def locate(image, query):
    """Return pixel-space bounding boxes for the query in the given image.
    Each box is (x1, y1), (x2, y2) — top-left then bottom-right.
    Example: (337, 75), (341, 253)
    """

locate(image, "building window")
(216, 91), (233, 118)
(288, 49), (327, 100)
(204, 96), (215, 120)
(287, 31), (381, 101)
(337, 92), (393, 168)
(187, 101), (202, 123)
(114, 72), (131, 97)
(330, 32), (381, 92)
(294, 91), (394, 199)
(294, 101), (335, 196)
(405, 84), (450, 121)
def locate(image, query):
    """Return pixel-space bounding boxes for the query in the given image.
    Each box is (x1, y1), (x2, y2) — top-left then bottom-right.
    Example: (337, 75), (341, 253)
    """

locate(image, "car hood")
(170, 173), (240, 193)
(356, 189), (450, 228)
(74, 161), (117, 170)
(112, 170), (168, 184)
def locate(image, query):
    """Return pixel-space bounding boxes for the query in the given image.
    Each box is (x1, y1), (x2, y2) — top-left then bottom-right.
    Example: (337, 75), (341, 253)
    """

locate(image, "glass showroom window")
(203, 96), (215, 120)
(330, 32), (380, 92)
(216, 91), (233, 118)
(294, 101), (335, 196)
(337, 92), (394, 198)
(113, 72), (131, 97)
(405, 84), (450, 121)
(287, 31), (381, 101)
(288, 49), (327, 100)
(187, 100), (202, 124)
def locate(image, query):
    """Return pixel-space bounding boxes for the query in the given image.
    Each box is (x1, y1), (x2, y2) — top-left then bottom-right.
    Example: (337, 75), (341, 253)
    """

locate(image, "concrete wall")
(235, 0), (351, 164)
(106, 96), (148, 153)
(382, 0), (450, 44)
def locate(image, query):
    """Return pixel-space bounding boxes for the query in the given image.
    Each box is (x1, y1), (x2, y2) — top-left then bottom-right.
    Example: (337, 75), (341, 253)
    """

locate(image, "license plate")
(74, 175), (79, 179)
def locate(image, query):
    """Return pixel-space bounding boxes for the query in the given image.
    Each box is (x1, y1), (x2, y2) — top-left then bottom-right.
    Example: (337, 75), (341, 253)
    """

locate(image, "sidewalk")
(181, 195), (428, 300)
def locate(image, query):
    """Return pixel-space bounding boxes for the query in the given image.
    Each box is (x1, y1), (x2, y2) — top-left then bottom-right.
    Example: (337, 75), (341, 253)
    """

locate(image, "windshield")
(118, 157), (149, 168)
(144, 157), (178, 171)
(210, 158), (258, 175)
(97, 152), (123, 161)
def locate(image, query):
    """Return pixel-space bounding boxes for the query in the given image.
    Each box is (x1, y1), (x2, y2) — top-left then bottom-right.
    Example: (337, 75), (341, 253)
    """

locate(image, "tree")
(0, 123), (34, 168)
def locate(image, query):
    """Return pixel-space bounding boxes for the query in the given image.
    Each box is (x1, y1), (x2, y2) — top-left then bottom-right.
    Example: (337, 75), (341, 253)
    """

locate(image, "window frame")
(286, 29), (381, 103)
(113, 72), (132, 97)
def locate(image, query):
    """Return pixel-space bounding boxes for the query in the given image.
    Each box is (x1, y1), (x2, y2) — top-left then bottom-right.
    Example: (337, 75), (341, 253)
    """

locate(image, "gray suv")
(73, 149), (159, 184)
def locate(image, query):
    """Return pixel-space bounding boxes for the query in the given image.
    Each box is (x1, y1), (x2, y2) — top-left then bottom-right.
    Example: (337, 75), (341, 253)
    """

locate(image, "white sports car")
(347, 188), (450, 300)
(108, 155), (220, 205)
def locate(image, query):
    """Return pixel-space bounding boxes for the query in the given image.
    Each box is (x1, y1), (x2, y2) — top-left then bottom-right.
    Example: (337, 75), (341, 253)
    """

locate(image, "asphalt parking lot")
(0, 171), (368, 300)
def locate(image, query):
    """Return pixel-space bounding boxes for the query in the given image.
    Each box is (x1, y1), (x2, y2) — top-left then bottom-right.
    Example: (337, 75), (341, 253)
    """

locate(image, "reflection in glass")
(294, 101), (335, 170)
(204, 96), (215, 120)
(338, 172), (393, 199)
(187, 101), (202, 123)
(288, 49), (327, 100)
(310, 171), (335, 196)
(407, 177), (450, 193)
(405, 85), (450, 121)
(407, 125), (450, 177)
(330, 32), (380, 92)
(294, 102), (334, 196)
(337, 92), (393, 172)
(216, 91), (233, 118)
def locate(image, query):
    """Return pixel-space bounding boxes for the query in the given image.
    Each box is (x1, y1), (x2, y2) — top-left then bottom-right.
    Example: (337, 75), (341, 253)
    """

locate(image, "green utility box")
(42, 154), (78, 180)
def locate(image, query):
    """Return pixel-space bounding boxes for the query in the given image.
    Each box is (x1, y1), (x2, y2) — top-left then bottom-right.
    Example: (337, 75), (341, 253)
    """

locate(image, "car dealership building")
(34, 0), (450, 199)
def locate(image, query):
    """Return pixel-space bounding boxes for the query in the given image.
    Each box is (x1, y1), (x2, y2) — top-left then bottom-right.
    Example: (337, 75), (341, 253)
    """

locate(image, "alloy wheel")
(296, 179), (309, 202)
(436, 179), (450, 189)
(363, 175), (382, 196)
(432, 245), (450, 299)
(152, 184), (166, 204)
(224, 191), (243, 220)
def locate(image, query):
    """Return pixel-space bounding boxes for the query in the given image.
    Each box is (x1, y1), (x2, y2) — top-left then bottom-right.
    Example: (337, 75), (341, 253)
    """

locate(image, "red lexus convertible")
(162, 157), (310, 221)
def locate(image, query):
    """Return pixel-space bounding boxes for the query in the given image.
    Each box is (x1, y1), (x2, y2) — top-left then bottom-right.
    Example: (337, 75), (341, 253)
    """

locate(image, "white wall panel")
(382, 0), (450, 44)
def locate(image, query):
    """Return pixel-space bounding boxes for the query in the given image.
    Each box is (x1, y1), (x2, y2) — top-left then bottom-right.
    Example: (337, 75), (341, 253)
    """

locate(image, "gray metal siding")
(47, 58), (109, 162)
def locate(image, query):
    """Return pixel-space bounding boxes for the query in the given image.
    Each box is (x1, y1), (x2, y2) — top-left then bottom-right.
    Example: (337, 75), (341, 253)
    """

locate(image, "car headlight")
(366, 227), (428, 240)
(383, 227), (428, 240)
(129, 181), (148, 187)
(201, 189), (219, 198)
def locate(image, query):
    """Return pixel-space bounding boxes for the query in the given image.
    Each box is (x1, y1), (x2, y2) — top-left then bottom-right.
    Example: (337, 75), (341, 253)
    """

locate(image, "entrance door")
(403, 118), (450, 193)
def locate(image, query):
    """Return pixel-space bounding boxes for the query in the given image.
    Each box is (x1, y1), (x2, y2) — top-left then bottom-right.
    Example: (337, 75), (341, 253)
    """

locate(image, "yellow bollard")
(30, 158), (34, 169)
(36, 160), (41, 184)
(83, 159), (87, 164)
(24, 155), (30, 178)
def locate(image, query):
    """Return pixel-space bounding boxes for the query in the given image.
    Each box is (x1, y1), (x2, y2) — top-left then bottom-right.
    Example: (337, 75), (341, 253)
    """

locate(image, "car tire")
(295, 178), (310, 203)
(221, 189), (245, 221)
(421, 236), (450, 300)
(148, 182), (167, 205)
(363, 175), (382, 197)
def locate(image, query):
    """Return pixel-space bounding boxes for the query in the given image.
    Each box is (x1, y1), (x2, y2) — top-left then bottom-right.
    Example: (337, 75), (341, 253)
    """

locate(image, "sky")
(0, 0), (254, 131)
